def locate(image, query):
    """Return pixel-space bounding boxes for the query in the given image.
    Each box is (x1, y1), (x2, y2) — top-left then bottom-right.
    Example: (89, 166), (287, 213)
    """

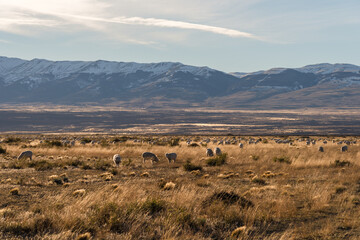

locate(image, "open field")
(0, 106), (359, 135)
(0, 135), (359, 239)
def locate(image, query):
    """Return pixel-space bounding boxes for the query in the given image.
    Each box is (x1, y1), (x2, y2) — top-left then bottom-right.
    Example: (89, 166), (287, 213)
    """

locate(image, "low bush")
(169, 138), (180, 146)
(183, 161), (202, 172)
(141, 198), (166, 215)
(203, 191), (253, 208)
(81, 138), (92, 144)
(94, 159), (112, 171)
(4, 137), (21, 144)
(0, 146), (6, 154)
(333, 160), (350, 167)
(44, 140), (62, 147)
(273, 156), (291, 164)
(28, 160), (56, 171)
(206, 153), (227, 166)
(66, 159), (82, 167)
(188, 143), (200, 147)
(111, 136), (129, 143)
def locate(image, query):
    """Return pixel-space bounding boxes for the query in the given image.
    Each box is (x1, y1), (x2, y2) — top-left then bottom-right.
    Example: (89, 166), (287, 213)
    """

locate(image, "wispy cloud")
(60, 14), (256, 39)
(0, 39), (10, 44)
(0, 0), (258, 43)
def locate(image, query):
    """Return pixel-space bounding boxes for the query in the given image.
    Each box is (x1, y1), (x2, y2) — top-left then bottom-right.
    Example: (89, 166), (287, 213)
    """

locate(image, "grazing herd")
(12, 137), (356, 168)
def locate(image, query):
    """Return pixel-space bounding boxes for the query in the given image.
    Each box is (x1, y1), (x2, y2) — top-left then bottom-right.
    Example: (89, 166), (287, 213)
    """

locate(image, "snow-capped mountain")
(232, 63), (360, 77)
(1, 57), (214, 84)
(0, 56), (359, 108)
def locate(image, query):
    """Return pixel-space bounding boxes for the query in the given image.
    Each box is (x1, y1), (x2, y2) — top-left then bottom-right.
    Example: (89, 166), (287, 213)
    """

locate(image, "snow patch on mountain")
(0, 56), (26, 72)
(234, 63), (360, 78)
(0, 57), (216, 84)
(296, 63), (360, 74)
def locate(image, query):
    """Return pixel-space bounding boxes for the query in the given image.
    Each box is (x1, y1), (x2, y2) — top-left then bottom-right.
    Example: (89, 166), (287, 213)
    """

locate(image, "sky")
(0, 0), (359, 73)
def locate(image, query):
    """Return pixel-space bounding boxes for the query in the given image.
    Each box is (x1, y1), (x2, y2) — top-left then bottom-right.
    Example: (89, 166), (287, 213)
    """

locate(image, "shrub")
(111, 136), (129, 143)
(333, 160), (350, 167)
(141, 199), (166, 215)
(206, 153), (227, 166)
(183, 161), (202, 172)
(175, 209), (206, 233)
(251, 155), (260, 161)
(335, 186), (347, 194)
(251, 176), (266, 185)
(169, 138), (180, 146)
(2, 222), (32, 236)
(100, 140), (110, 147)
(4, 137), (21, 144)
(273, 156), (291, 164)
(28, 160), (55, 171)
(7, 162), (24, 169)
(81, 164), (92, 170)
(90, 202), (133, 234)
(203, 191), (253, 208)
(188, 143), (200, 147)
(94, 159), (112, 171)
(44, 140), (62, 147)
(66, 159), (82, 167)
(122, 159), (133, 167)
(0, 146), (6, 154)
(81, 138), (92, 144)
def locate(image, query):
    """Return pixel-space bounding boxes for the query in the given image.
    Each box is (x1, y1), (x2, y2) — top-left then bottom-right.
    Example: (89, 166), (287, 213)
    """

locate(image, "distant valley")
(1, 56), (359, 135)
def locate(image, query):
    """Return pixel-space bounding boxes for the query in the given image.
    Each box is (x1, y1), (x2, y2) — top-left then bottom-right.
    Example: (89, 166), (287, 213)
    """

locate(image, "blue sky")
(0, 0), (359, 72)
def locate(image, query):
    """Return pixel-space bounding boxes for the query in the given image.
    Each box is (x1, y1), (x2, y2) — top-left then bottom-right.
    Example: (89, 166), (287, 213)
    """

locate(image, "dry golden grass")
(0, 135), (359, 239)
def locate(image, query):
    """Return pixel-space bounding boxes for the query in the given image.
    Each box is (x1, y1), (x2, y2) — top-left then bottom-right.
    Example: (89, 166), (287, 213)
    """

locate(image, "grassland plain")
(0, 135), (359, 239)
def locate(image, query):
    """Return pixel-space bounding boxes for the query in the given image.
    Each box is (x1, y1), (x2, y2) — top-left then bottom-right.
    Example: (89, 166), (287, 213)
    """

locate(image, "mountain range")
(0, 56), (359, 109)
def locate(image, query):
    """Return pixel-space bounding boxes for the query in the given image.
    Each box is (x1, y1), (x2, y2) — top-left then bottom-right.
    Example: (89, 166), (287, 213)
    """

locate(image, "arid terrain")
(0, 135), (359, 239)
(0, 105), (359, 135)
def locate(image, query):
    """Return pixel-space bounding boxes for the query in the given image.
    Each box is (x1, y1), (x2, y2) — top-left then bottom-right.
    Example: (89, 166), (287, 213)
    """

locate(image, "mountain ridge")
(0, 56), (359, 109)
